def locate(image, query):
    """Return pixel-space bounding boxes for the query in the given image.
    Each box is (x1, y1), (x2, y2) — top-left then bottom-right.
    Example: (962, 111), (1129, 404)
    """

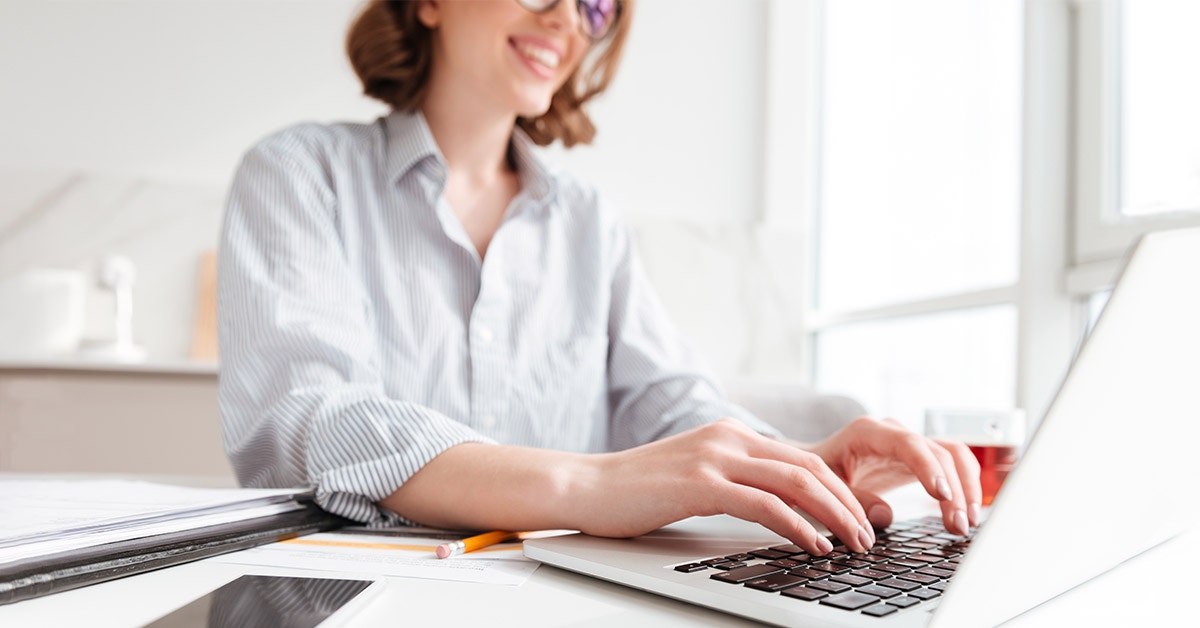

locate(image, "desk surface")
(2, 480), (1194, 628)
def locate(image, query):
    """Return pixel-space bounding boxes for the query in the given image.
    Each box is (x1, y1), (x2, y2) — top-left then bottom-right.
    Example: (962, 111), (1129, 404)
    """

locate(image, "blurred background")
(0, 0), (1197, 477)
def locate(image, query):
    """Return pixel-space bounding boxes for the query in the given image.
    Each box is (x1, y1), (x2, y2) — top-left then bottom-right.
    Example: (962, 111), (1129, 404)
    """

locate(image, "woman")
(219, 0), (980, 557)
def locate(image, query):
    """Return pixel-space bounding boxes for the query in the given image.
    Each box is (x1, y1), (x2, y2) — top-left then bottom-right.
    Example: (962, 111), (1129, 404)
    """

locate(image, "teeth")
(516, 43), (560, 69)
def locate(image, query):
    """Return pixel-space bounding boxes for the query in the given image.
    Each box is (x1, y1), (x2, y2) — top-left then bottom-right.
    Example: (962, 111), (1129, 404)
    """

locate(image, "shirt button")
(476, 325), (494, 345)
(481, 415), (497, 429)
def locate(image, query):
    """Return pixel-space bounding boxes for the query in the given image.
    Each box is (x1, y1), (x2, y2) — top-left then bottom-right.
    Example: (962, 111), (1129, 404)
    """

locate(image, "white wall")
(0, 0), (798, 382)
(0, 0), (766, 218)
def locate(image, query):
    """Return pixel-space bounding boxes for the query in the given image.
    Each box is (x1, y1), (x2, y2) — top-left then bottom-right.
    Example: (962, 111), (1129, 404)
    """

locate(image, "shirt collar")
(384, 109), (444, 184)
(383, 109), (560, 210)
(509, 126), (559, 209)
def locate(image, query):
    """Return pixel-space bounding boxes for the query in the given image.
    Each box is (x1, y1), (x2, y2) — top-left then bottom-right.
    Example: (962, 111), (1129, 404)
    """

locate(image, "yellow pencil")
(435, 530), (521, 559)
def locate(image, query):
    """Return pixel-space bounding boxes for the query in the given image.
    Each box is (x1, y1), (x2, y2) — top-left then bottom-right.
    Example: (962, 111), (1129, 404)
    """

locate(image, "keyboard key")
(724, 553), (754, 562)
(873, 563), (911, 574)
(862, 604), (898, 617)
(908, 553), (946, 564)
(908, 588), (942, 600)
(897, 572), (939, 585)
(766, 559), (804, 570)
(769, 544), (807, 555)
(871, 548), (905, 558)
(888, 596), (922, 608)
(917, 566), (955, 579)
(850, 568), (893, 580)
(701, 557), (731, 566)
(857, 584), (903, 599)
(673, 563), (707, 573)
(807, 579), (853, 594)
(782, 586), (827, 601)
(750, 549), (791, 560)
(834, 558), (873, 569)
(745, 573), (809, 592)
(889, 558), (927, 569)
(710, 564), (783, 584)
(811, 562), (852, 575)
(711, 561), (747, 570)
(877, 578), (921, 592)
(929, 580), (950, 592)
(829, 574), (872, 587)
(789, 568), (829, 580)
(820, 591), (883, 611)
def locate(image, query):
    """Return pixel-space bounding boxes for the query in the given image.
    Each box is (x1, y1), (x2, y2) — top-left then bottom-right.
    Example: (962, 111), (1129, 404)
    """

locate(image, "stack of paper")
(0, 478), (342, 605)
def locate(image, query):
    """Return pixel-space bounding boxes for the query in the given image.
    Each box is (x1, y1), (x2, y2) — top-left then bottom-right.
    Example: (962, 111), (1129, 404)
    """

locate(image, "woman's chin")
(514, 94), (555, 119)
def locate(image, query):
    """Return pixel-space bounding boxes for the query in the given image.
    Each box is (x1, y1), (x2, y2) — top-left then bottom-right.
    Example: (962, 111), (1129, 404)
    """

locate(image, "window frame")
(1070, 0), (1200, 281)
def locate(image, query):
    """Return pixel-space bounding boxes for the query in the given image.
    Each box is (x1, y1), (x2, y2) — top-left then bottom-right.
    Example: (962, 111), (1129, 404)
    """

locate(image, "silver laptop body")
(525, 226), (1199, 627)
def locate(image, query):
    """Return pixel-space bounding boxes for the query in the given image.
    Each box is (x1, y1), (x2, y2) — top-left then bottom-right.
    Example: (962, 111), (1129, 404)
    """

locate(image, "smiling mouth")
(512, 39), (561, 71)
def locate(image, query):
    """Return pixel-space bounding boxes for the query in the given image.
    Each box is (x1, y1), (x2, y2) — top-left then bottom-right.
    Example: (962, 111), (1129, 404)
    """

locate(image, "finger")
(729, 457), (873, 553)
(746, 436), (872, 534)
(870, 427), (957, 505)
(927, 442), (970, 535)
(934, 438), (983, 526)
(851, 488), (894, 531)
(718, 483), (836, 556)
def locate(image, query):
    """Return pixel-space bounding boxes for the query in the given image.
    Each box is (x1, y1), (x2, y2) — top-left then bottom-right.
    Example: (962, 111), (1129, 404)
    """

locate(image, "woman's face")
(419, 0), (591, 119)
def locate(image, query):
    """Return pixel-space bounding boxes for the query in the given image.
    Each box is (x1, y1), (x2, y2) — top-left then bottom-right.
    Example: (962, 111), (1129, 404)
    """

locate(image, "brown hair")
(346, 0), (633, 148)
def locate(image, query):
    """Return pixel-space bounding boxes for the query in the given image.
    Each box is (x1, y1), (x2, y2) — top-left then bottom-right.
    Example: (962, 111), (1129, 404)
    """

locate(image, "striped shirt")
(218, 110), (778, 525)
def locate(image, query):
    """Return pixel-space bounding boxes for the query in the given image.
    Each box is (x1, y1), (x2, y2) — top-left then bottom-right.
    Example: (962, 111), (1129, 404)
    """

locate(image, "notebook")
(525, 226), (1199, 627)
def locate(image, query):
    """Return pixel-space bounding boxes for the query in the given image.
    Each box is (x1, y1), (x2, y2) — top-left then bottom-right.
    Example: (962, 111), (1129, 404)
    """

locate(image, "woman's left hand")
(807, 417), (982, 536)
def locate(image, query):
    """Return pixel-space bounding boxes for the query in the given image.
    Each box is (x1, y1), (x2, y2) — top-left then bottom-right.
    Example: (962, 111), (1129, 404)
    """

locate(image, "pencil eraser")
(435, 544), (452, 559)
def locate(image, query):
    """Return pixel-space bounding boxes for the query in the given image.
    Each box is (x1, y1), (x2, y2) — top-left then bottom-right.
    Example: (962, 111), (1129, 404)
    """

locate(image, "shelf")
(0, 357), (218, 376)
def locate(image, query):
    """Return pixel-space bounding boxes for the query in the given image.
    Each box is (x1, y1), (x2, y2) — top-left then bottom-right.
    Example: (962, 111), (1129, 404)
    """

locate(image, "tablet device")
(142, 574), (384, 628)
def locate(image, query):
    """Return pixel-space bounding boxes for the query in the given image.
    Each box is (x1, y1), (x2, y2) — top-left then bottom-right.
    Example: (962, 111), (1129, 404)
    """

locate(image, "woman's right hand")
(577, 418), (876, 555)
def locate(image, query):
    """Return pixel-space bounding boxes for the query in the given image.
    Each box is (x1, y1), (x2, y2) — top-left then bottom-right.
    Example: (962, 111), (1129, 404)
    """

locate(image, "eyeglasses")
(516, 0), (622, 42)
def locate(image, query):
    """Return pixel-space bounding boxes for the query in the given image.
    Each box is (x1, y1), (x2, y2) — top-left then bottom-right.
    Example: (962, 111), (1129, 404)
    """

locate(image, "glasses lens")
(517, 0), (619, 41)
(578, 0), (618, 40)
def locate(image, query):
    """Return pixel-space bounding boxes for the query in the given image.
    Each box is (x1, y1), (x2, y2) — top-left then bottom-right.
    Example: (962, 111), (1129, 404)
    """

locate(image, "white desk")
(2, 483), (1194, 627)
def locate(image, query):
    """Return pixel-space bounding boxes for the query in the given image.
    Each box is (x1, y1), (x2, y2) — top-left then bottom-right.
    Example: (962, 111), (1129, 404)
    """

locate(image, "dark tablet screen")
(142, 575), (375, 628)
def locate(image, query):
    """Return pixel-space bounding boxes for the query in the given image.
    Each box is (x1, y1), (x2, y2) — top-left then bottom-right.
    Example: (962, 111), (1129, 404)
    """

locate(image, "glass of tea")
(924, 408), (1027, 506)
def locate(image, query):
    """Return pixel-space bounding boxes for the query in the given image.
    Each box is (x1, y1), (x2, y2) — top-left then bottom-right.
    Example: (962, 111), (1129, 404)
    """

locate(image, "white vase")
(0, 268), (86, 358)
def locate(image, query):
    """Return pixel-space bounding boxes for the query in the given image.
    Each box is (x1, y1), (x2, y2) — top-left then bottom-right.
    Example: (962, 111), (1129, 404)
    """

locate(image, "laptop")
(525, 226), (1199, 627)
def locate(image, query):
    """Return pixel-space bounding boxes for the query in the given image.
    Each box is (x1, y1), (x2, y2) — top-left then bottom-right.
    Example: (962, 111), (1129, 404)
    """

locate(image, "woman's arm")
(383, 414), (982, 551)
(382, 419), (880, 555)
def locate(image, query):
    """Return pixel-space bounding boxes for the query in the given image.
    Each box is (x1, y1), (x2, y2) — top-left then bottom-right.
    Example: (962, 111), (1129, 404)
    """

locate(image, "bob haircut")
(346, 0), (634, 148)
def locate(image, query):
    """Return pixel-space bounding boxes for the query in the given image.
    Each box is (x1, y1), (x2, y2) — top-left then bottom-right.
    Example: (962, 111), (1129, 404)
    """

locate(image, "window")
(805, 0), (1024, 432)
(772, 0), (1200, 432)
(1073, 0), (1200, 268)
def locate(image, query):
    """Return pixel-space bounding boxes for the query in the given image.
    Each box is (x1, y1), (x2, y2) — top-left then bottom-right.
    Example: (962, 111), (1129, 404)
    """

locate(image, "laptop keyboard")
(671, 516), (975, 618)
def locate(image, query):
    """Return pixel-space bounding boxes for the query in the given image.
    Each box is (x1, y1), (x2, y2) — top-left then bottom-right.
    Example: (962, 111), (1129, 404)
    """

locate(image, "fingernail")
(968, 503), (981, 527)
(857, 526), (873, 551)
(954, 510), (969, 536)
(936, 477), (953, 501)
(815, 536), (833, 555)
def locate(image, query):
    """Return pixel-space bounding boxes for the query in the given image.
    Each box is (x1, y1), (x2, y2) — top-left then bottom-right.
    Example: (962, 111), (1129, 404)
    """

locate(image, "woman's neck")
(421, 90), (516, 185)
